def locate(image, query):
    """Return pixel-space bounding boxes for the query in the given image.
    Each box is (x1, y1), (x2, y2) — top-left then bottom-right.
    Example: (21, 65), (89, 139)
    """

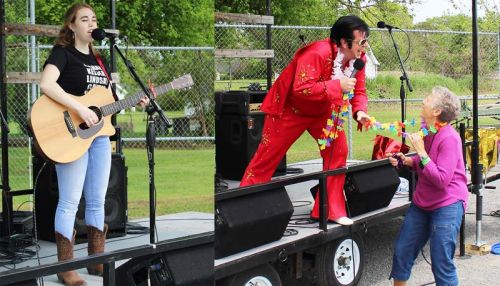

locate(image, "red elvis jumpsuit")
(240, 38), (368, 220)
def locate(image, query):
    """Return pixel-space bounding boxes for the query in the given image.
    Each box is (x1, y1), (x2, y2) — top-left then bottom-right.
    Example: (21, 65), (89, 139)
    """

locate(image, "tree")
(33, 0), (213, 47)
(479, 11), (500, 32)
(215, 0), (416, 26)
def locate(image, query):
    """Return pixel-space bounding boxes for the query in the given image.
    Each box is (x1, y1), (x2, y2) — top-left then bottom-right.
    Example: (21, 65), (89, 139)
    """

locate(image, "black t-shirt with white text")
(44, 45), (109, 96)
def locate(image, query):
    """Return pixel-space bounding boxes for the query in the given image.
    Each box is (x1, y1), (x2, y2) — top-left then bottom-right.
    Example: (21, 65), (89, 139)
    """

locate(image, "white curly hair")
(431, 86), (461, 123)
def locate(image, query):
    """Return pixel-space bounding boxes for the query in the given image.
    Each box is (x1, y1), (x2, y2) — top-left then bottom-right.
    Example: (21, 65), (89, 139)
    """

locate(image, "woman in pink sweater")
(388, 87), (468, 286)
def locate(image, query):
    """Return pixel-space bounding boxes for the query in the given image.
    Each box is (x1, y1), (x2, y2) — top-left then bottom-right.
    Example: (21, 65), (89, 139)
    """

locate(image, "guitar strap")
(95, 54), (119, 101)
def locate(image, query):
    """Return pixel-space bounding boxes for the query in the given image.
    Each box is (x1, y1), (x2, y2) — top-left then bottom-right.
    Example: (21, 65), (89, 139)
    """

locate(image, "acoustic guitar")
(28, 74), (193, 163)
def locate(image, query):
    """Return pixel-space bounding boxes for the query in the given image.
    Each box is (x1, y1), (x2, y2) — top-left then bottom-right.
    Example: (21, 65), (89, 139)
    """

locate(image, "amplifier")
(215, 90), (267, 115)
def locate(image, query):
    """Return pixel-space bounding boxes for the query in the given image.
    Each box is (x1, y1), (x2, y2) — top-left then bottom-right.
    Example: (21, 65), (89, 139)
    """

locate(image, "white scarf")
(331, 49), (355, 80)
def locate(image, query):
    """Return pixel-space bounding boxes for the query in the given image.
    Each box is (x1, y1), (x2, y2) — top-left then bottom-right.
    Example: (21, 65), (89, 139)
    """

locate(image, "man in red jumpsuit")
(240, 15), (371, 225)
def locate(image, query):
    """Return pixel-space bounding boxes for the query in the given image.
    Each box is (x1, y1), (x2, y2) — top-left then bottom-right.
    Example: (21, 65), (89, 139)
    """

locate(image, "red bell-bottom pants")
(239, 107), (348, 220)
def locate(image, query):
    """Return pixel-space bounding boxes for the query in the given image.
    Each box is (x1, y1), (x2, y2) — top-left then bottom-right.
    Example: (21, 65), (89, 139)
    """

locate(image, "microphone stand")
(0, 105), (11, 237)
(386, 26), (414, 203)
(386, 26), (413, 145)
(112, 42), (172, 244)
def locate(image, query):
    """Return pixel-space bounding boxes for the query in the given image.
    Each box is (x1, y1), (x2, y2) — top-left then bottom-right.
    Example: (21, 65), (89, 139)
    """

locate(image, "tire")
(221, 263), (282, 286)
(315, 233), (365, 286)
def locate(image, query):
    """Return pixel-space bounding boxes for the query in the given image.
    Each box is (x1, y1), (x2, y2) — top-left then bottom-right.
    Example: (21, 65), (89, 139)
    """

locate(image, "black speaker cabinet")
(215, 187), (294, 258)
(344, 164), (400, 217)
(33, 153), (128, 242)
(116, 239), (213, 286)
(215, 90), (266, 116)
(215, 90), (286, 180)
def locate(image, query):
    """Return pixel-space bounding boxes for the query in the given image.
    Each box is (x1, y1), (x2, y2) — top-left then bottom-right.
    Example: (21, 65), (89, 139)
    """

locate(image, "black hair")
(330, 15), (370, 49)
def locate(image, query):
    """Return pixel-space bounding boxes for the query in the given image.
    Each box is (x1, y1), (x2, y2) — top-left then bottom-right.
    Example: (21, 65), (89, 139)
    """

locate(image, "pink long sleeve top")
(411, 125), (469, 211)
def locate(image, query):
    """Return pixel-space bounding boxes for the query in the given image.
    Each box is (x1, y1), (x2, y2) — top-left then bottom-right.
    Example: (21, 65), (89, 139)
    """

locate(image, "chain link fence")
(43, 45), (215, 148)
(215, 24), (499, 92)
(4, 45), (214, 191)
(215, 23), (500, 161)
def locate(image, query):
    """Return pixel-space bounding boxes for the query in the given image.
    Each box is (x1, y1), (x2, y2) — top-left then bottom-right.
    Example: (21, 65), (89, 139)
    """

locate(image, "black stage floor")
(1, 211), (213, 285)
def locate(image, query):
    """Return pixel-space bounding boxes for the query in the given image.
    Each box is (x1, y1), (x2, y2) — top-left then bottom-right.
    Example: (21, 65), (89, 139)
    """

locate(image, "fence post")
(29, 0), (37, 104)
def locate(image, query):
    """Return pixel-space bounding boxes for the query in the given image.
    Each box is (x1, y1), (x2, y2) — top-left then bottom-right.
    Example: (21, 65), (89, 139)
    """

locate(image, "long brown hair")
(55, 3), (99, 56)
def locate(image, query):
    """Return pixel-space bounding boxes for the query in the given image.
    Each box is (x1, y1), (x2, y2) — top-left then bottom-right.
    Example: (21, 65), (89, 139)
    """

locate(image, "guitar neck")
(101, 84), (173, 116)
(134, 83), (173, 99)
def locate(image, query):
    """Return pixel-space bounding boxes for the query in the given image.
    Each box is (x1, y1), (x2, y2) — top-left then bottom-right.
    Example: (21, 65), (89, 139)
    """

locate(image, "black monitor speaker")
(116, 239), (213, 286)
(215, 187), (294, 258)
(309, 163), (401, 218)
(344, 164), (400, 217)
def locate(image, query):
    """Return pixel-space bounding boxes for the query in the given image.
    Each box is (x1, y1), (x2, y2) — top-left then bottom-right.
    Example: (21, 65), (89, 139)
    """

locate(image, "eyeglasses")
(348, 38), (369, 47)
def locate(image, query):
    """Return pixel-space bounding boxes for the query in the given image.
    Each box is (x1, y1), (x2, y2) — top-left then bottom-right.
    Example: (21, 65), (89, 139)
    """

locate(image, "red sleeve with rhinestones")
(291, 50), (343, 106)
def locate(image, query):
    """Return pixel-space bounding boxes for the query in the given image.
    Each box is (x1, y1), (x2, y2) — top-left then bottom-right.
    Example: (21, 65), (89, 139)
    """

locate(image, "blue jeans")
(390, 201), (464, 286)
(54, 136), (111, 240)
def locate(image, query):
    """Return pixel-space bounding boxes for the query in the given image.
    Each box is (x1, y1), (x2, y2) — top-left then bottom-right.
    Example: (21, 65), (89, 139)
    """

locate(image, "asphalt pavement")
(358, 176), (500, 286)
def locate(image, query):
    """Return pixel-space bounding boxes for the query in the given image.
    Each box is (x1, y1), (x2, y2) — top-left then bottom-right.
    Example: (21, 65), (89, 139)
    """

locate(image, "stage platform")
(2, 211), (213, 285)
(215, 159), (412, 278)
(215, 158), (500, 279)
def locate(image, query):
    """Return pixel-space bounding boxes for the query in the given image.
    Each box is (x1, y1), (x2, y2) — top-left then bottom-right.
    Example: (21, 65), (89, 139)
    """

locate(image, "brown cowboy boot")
(86, 224), (108, 276)
(55, 230), (86, 286)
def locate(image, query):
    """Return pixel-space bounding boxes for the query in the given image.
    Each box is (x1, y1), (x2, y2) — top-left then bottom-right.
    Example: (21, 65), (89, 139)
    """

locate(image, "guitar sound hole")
(78, 106), (103, 130)
(79, 122), (89, 130)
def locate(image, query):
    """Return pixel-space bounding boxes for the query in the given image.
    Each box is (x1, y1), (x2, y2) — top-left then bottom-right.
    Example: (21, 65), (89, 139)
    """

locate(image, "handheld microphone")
(377, 21), (398, 30)
(91, 28), (120, 41)
(350, 58), (365, 78)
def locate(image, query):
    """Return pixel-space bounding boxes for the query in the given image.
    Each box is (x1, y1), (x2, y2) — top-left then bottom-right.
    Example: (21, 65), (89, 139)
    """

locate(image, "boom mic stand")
(382, 25), (414, 203)
(112, 42), (172, 244)
(385, 25), (413, 144)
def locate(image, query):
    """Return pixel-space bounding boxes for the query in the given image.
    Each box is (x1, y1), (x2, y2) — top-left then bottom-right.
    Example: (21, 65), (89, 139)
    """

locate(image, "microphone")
(350, 58), (365, 78)
(377, 21), (398, 30)
(91, 28), (119, 41)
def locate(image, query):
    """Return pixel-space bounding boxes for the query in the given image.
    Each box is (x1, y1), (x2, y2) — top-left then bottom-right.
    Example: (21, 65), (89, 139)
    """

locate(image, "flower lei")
(364, 117), (448, 138)
(317, 50), (355, 150)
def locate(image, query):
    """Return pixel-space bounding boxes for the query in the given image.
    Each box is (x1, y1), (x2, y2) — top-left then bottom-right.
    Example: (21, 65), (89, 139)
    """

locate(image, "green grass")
(5, 147), (214, 219)
(123, 148), (214, 218)
(216, 71), (499, 162)
(115, 110), (185, 136)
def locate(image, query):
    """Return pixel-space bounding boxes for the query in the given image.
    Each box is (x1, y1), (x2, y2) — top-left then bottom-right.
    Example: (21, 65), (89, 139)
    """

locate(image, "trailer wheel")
(221, 263), (282, 286)
(316, 233), (364, 286)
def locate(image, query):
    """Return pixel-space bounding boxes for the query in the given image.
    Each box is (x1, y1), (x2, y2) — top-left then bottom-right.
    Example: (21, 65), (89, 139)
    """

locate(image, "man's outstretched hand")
(356, 110), (371, 126)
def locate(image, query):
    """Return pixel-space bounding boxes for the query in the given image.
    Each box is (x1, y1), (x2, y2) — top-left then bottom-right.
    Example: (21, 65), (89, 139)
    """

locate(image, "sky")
(409, 0), (488, 23)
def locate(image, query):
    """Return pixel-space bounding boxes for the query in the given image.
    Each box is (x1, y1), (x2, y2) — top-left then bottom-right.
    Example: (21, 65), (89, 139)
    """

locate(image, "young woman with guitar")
(38, 3), (148, 285)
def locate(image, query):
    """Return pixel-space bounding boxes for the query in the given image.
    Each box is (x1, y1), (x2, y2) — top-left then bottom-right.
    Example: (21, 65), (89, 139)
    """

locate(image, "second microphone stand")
(386, 26), (413, 144)
(385, 26), (414, 203)
(112, 43), (172, 244)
